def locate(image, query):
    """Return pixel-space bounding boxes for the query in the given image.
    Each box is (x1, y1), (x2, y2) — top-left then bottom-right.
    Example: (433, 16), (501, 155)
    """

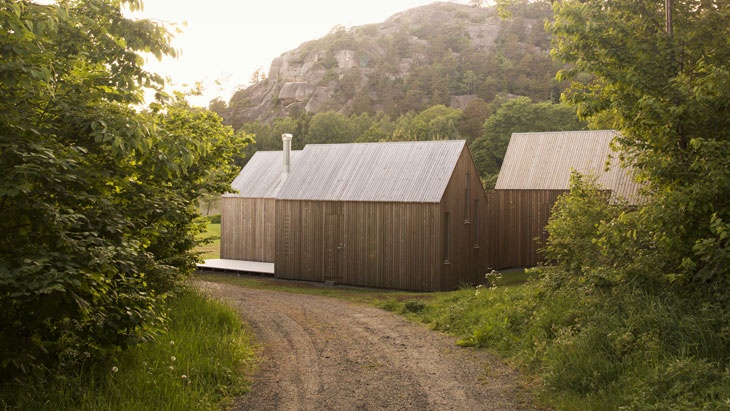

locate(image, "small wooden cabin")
(220, 148), (301, 262)
(274, 140), (488, 291)
(486, 130), (641, 268)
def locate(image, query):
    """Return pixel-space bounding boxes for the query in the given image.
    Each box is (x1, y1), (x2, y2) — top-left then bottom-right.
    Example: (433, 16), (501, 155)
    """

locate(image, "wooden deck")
(196, 259), (275, 275)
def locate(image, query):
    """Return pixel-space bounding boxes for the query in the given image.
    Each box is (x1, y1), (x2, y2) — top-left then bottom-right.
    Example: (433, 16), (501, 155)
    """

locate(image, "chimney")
(282, 133), (293, 178)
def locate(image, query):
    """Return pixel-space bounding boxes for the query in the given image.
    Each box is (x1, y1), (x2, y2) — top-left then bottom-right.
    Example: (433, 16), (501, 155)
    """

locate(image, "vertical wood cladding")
(275, 145), (489, 292)
(220, 197), (276, 262)
(485, 190), (565, 269)
(439, 145), (490, 289)
(275, 201), (443, 291)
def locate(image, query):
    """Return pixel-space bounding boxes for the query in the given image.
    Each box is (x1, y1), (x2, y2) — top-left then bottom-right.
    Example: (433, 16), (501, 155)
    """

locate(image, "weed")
(403, 300), (426, 313)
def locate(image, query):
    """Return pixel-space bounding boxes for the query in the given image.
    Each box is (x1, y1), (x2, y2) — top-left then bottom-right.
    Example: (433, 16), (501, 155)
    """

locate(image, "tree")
(249, 67), (266, 85)
(411, 105), (462, 141)
(522, 1), (730, 405)
(550, 0), (730, 297)
(0, 0), (244, 377)
(305, 111), (357, 145)
(457, 98), (491, 142)
(471, 97), (585, 185)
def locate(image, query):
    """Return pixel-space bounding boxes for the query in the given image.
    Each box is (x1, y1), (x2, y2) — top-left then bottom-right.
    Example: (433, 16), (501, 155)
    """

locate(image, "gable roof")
(495, 130), (640, 202)
(226, 150), (302, 198)
(276, 140), (467, 203)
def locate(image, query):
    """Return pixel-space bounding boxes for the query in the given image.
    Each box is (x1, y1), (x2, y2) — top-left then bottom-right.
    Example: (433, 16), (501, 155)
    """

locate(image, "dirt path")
(198, 280), (538, 411)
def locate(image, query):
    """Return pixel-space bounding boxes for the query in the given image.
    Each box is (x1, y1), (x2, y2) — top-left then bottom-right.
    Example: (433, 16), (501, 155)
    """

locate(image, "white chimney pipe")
(282, 133), (293, 177)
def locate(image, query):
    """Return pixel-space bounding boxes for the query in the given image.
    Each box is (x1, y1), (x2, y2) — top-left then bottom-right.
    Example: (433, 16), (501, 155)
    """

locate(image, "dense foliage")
(0, 0), (245, 379)
(1, 290), (255, 410)
(551, 0), (730, 297)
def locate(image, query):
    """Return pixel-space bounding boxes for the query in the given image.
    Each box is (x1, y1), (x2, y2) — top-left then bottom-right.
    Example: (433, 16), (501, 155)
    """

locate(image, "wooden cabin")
(486, 130), (641, 268)
(219, 143), (302, 263)
(274, 140), (488, 291)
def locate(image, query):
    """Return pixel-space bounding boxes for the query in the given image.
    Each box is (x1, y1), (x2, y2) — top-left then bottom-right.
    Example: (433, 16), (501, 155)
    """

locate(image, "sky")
(130, 0), (472, 107)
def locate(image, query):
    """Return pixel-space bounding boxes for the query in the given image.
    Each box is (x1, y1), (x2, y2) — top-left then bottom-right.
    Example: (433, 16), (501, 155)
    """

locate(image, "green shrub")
(0, 289), (255, 411)
(403, 300), (426, 314)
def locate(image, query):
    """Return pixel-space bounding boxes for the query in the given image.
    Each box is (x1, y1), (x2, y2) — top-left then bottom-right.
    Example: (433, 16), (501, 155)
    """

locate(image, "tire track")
(198, 280), (537, 411)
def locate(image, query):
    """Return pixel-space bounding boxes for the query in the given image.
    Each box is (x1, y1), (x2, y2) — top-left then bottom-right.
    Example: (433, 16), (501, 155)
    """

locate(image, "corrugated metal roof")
(225, 150), (302, 198)
(495, 130), (641, 202)
(276, 140), (466, 203)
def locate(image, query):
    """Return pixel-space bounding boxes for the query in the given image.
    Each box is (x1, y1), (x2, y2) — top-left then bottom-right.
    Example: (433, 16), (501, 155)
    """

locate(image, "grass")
(1, 289), (256, 411)
(491, 267), (536, 286)
(197, 222), (220, 260)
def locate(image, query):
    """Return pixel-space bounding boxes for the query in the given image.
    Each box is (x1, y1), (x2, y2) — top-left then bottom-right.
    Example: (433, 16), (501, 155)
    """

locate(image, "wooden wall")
(275, 201), (443, 291)
(220, 197), (276, 262)
(274, 145), (490, 292)
(439, 145), (490, 289)
(485, 190), (565, 269)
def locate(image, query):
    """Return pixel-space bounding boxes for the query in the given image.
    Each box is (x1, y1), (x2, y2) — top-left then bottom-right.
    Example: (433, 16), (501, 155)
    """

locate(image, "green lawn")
(196, 222), (220, 260)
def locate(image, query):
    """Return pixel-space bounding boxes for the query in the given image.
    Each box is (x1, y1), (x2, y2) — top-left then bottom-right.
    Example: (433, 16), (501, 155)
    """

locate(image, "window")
(473, 199), (480, 248)
(443, 212), (450, 264)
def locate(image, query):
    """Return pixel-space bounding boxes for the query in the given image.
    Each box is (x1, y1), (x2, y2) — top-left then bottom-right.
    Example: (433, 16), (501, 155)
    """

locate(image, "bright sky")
(131, 0), (472, 107)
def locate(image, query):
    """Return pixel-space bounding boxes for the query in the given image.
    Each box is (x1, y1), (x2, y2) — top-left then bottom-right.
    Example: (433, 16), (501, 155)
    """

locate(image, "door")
(323, 203), (344, 283)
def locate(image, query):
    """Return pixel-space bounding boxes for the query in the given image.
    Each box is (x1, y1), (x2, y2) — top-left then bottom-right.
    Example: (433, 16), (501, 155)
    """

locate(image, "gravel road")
(198, 279), (538, 411)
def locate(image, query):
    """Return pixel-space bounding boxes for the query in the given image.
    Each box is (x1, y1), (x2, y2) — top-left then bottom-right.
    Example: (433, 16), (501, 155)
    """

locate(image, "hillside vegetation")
(212, 2), (586, 186)
(218, 2), (562, 125)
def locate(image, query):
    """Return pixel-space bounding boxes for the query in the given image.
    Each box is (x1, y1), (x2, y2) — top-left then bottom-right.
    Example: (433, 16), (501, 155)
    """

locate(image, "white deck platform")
(196, 259), (275, 275)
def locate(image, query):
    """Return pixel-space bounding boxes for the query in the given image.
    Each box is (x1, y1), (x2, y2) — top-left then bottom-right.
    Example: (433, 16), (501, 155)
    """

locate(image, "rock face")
(225, 2), (550, 125)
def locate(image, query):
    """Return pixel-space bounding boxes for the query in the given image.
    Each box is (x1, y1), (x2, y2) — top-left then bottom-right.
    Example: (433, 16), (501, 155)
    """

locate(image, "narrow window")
(444, 212), (450, 263)
(283, 214), (291, 257)
(464, 173), (471, 223)
(473, 199), (480, 248)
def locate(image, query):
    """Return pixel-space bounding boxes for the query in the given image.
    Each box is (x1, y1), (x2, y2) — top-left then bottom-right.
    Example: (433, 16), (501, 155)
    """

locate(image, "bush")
(0, 290), (256, 410)
(0, 3), (244, 378)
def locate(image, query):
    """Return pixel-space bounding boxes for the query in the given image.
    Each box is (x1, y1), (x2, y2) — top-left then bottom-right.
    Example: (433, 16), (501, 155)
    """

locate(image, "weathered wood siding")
(438, 145), (490, 289)
(275, 201), (443, 291)
(220, 197), (276, 262)
(274, 145), (489, 292)
(485, 190), (565, 269)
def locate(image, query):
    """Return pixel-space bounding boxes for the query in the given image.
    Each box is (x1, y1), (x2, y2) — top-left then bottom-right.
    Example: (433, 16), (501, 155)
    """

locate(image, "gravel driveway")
(198, 279), (539, 411)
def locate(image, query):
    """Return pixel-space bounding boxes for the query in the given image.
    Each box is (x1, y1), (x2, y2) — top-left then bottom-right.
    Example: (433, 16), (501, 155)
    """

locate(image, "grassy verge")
(197, 221), (220, 260)
(379, 276), (730, 410)
(1, 289), (256, 411)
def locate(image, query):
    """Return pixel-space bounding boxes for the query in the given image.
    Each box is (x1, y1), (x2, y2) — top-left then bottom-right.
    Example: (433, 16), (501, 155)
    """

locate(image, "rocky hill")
(221, 2), (558, 127)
